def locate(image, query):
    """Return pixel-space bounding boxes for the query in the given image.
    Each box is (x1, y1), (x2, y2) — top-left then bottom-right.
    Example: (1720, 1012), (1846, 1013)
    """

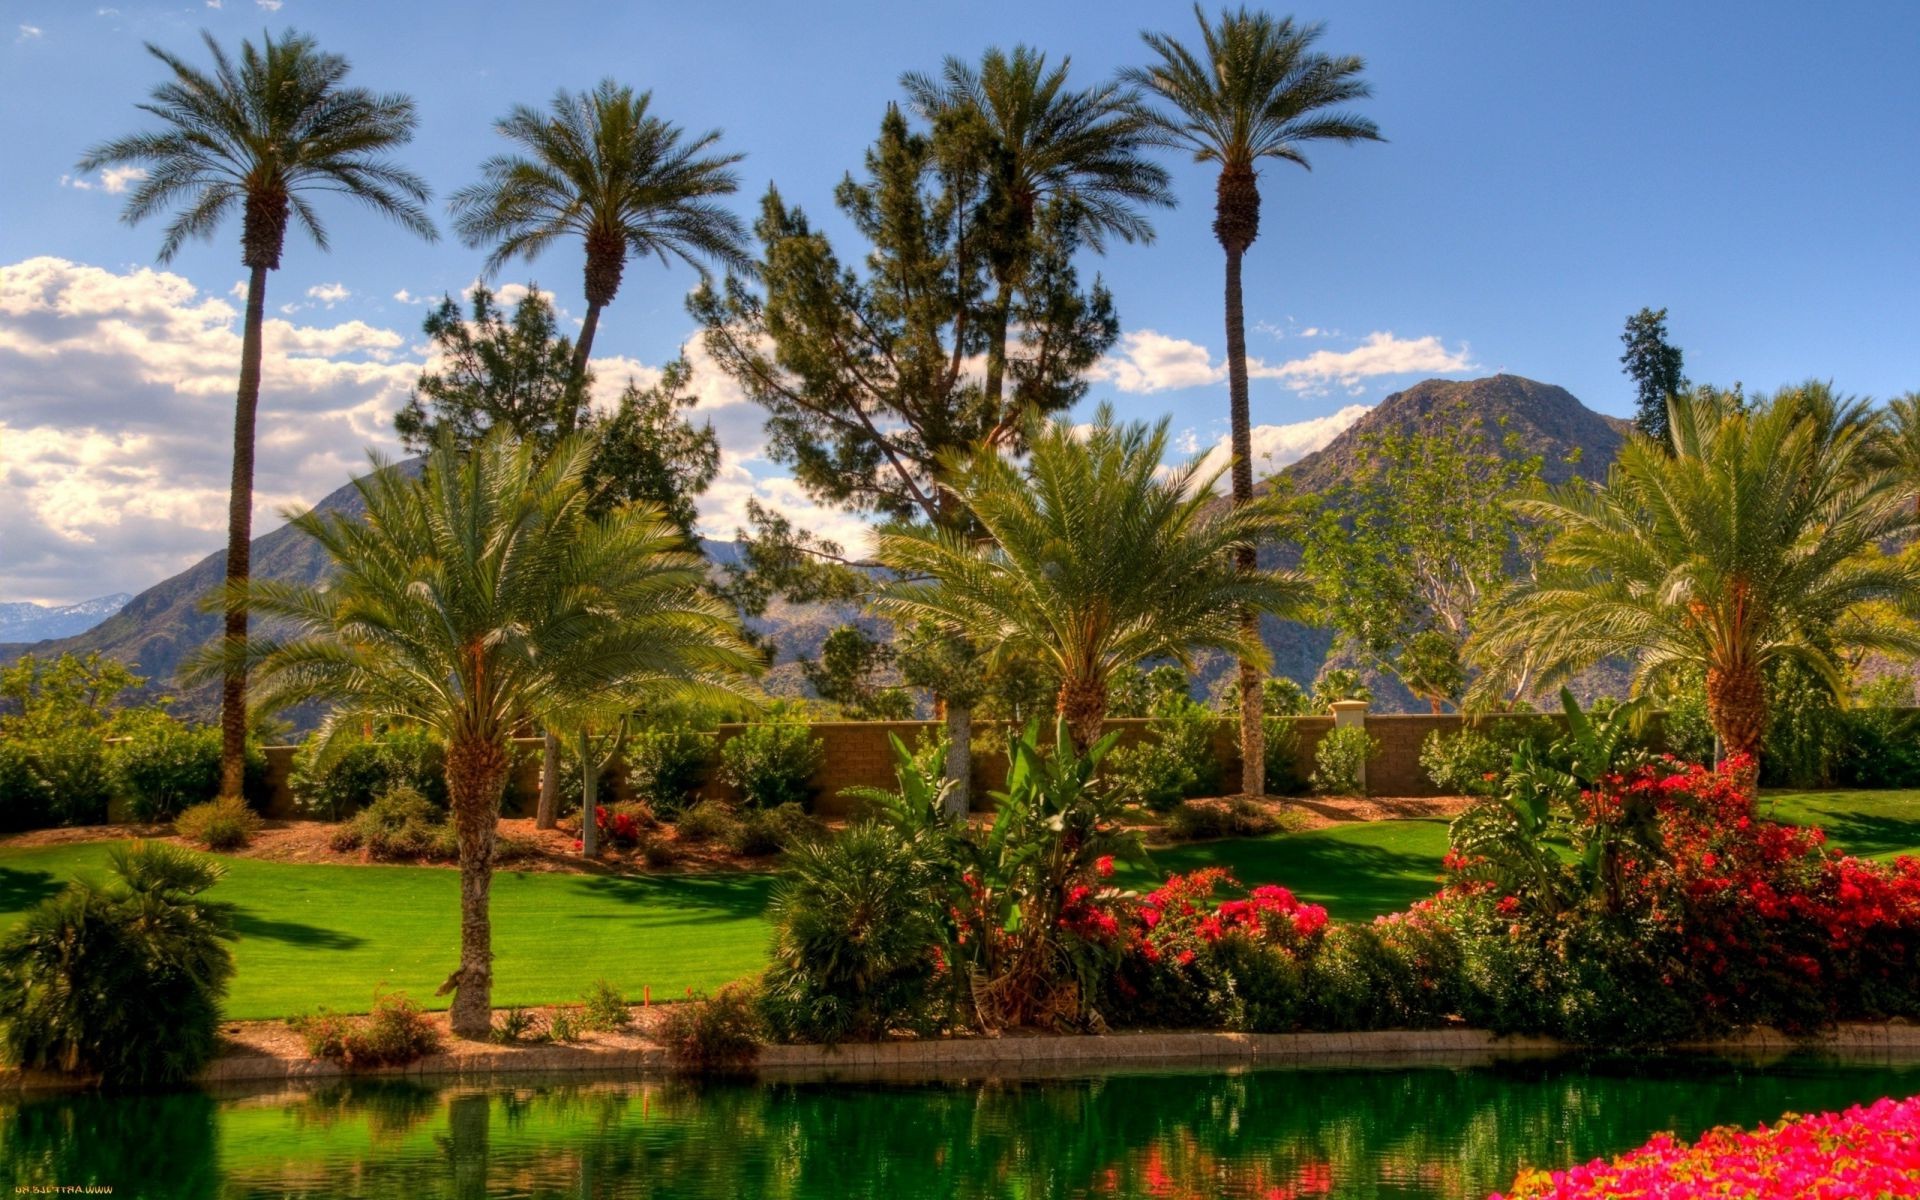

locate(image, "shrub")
(490, 1006), (545, 1044)
(672, 799), (739, 845)
(727, 802), (823, 857)
(718, 714), (823, 810)
(658, 981), (763, 1074)
(624, 724), (712, 815)
(288, 728), (447, 820)
(1300, 918), (1455, 1032)
(590, 799), (657, 849)
(1263, 715), (1304, 794)
(112, 716), (269, 821)
(329, 786), (445, 860)
(294, 990), (442, 1069)
(0, 841), (236, 1085)
(0, 738), (49, 832)
(1106, 697), (1222, 810)
(639, 835), (679, 868)
(547, 1008), (582, 1043)
(174, 797), (261, 850)
(759, 824), (948, 1043)
(1310, 726), (1378, 795)
(28, 729), (116, 827)
(580, 979), (633, 1032)
(1164, 797), (1284, 842)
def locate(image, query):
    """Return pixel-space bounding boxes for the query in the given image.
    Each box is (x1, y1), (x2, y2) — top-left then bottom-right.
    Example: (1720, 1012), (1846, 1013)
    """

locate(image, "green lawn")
(0, 789), (1914, 1020)
(0, 843), (773, 1020)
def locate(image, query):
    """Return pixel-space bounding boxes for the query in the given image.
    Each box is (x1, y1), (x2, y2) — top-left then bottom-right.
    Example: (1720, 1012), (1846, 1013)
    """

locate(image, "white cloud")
(206, 1), (222, 8)
(1189, 406), (1372, 488)
(1248, 332), (1474, 394)
(305, 281), (349, 307)
(1092, 327), (1474, 398)
(255, 0), (281, 10)
(57, 174), (92, 191)
(1088, 330), (1221, 393)
(100, 166), (146, 194)
(16, 24), (43, 41)
(392, 288), (420, 304)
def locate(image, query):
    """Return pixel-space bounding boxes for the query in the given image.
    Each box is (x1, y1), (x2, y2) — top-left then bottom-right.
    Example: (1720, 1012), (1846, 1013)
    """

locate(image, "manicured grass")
(1121, 819), (1453, 922)
(0, 789), (1913, 1021)
(1760, 790), (1920, 863)
(0, 843), (773, 1020)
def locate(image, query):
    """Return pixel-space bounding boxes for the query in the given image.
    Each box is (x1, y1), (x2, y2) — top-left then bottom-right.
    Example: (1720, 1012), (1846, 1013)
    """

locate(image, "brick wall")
(257, 707), (1586, 818)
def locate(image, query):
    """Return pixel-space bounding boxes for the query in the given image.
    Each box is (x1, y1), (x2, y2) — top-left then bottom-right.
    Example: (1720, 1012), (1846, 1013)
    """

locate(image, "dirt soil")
(219, 1000), (677, 1063)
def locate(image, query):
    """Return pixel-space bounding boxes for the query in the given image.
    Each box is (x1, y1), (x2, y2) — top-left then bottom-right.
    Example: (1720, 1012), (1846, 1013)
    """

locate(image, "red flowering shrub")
(1495, 1092), (1920, 1199)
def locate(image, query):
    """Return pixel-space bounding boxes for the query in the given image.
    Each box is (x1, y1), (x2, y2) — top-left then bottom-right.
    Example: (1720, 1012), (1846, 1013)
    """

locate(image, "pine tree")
(1620, 306), (1689, 444)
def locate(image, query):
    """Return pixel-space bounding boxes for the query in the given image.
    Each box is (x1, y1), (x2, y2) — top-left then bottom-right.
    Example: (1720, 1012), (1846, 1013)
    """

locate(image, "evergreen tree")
(1620, 306), (1689, 444)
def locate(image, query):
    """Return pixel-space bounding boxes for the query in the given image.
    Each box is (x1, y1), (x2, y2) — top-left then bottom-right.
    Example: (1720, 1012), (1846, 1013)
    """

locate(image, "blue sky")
(3, 0), (1917, 603)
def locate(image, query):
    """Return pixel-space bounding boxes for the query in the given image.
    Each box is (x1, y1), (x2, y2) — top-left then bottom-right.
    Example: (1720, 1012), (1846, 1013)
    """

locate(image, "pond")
(3, 1054), (1916, 1198)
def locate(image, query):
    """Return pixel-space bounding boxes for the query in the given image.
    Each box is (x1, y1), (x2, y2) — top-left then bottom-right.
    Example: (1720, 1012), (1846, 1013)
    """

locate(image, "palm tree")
(1126, 6), (1381, 796)
(79, 30), (434, 800)
(876, 408), (1309, 752)
(449, 80), (750, 431)
(1878, 391), (1920, 516)
(238, 432), (754, 1036)
(1473, 387), (1920, 773)
(903, 46), (1171, 423)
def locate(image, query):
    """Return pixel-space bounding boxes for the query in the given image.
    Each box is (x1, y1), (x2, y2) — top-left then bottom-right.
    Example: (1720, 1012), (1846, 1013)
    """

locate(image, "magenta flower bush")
(1494, 1093), (1920, 1199)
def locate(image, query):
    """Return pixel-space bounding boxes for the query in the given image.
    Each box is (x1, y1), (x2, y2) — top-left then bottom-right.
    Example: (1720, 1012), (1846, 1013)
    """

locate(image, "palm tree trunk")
(1706, 661), (1766, 789)
(564, 299), (604, 436)
(942, 703), (972, 818)
(1223, 243), (1266, 798)
(579, 728), (599, 858)
(440, 736), (509, 1039)
(1057, 674), (1107, 754)
(535, 731), (561, 829)
(218, 263), (270, 800)
(983, 277), (1014, 416)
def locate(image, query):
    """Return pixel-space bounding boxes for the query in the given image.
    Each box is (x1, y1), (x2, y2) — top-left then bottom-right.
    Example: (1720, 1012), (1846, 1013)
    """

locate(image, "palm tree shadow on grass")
(1773, 806), (1920, 861)
(1135, 828), (1447, 920)
(230, 912), (367, 950)
(566, 872), (774, 919)
(0, 866), (61, 915)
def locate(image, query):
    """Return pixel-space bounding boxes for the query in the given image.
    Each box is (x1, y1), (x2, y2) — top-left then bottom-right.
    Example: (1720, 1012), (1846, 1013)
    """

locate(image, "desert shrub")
(113, 718), (221, 821)
(0, 841), (235, 1085)
(1419, 719), (1547, 797)
(329, 786), (444, 860)
(727, 802), (823, 857)
(27, 730), (116, 827)
(658, 981), (763, 1074)
(718, 713), (823, 810)
(580, 979), (633, 1032)
(0, 739), (49, 832)
(1835, 680), (1920, 788)
(547, 1008), (582, 1043)
(590, 800), (657, 850)
(294, 991), (441, 1069)
(759, 824), (948, 1043)
(1164, 797), (1285, 842)
(672, 799), (739, 845)
(624, 724), (712, 815)
(639, 835), (679, 868)
(490, 1006), (546, 1044)
(1263, 715), (1304, 794)
(173, 796), (261, 850)
(1105, 696), (1222, 811)
(1300, 918), (1456, 1032)
(1309, 726), (1378, 796)
(288, 728), (447, 820)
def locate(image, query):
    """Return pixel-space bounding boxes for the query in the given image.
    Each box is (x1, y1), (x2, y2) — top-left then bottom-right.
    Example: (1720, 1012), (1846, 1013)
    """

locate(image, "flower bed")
(1494, 1093), (1920, 1199)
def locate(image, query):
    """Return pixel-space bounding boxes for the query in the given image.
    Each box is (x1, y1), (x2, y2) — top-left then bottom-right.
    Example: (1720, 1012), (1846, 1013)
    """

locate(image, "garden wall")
(252, 707), (1594, 819)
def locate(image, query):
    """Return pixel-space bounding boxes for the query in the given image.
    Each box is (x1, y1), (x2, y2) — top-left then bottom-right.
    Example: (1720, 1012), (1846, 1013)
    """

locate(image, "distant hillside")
(0, 594), (130, 643)
(4, 374), (1632, 717)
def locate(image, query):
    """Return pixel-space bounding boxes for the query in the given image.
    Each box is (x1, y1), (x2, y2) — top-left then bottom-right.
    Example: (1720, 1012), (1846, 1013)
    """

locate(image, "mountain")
(3, 374), (1630, 717)
(0, 594), (131, 643)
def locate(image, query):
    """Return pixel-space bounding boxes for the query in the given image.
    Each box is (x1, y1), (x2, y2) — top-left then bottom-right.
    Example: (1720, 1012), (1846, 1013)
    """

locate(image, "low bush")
(546, 1008), (582, 1043)
(1105, 697), (1222, 811)
(658, 981), (764, 1074)
(489, 1006), (545, 1044)
(590, 800), (658, 849)
(26, 729), (116, 827)
(726, 802), (824, 857)
(0, 842), (236, 1085)
(1262, 715), (1304, 794)
(112, 716), (269, 821)
(718, 712), (823, 810)
(624, 724), (712, 816)
(288, 728), (447, 820)
(759, 824), (949, 1043)
(329, 786), (445, 860)
(1164, 797), (1286, 842)
(1309, 726), (1378, 796)
(639, 835), (679, 868)
(293, 991), (442, 1069)
(173, 796), (261, 850)
(0, 739), (49, 832)
(580, 979), (633, 1032)
(672, 800), (739, 845)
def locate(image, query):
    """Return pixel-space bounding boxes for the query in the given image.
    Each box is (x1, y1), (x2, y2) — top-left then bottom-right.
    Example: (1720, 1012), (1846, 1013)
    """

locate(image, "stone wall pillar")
(1329, 699), (1370, 794)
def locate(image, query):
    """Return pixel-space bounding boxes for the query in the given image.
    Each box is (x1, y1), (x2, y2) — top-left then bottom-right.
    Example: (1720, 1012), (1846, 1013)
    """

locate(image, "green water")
(2, 1056), (1916, 1199)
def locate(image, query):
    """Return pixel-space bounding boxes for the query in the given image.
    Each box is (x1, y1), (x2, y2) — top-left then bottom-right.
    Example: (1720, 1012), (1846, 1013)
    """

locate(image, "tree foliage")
(1620, 306), (1689, 445)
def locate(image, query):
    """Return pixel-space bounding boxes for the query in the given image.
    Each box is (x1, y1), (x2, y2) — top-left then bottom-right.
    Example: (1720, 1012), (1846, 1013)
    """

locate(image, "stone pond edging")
(164, 1021), (1920, 1089)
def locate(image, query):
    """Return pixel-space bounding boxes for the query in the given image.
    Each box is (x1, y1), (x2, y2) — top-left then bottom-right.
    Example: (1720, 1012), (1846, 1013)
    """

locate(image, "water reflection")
(2, 1055), (1916, 1199)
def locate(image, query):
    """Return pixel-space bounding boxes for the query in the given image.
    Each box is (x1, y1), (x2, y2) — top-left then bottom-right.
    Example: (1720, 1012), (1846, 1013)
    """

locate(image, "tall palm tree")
(238, 432), (755, 1036)
(449, 80), (750, 431)
(903, 46), (1171, 423)
(1878, 391), (1920, 516)
(877, 408), (1309, 752)
(79, 30), (434, 799)
(1126, 7), (1381, 796)
(1473, 387), (1920, 774)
